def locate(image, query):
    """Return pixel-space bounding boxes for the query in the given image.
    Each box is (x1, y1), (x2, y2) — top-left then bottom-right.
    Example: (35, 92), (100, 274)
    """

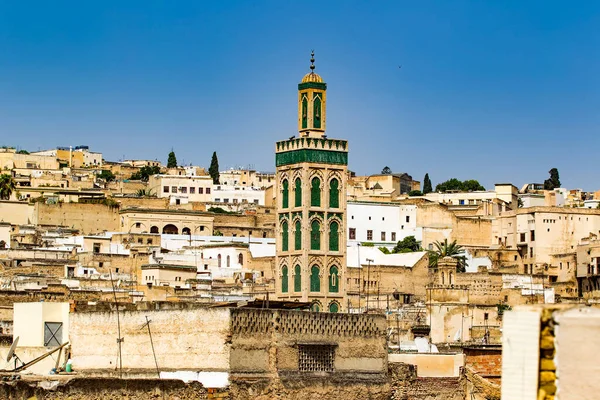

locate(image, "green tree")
(97, 170), (116, 182)
(381, 166), (392, 175)
(427, 239), (467, 272)
(435, 178), (485, 192)
(423, 173), (432, 194)
(167, 151), (178, 168)
(135, 188), (155, 197)
(16, 149), (29, 155)
(543, 168), (561, 190)
(130, 165), (161, 182)
(209, 152), (220, 184)
(408, 190), (422, 197)
(393, 236), (421, 253)
(0, 174), (16, 200)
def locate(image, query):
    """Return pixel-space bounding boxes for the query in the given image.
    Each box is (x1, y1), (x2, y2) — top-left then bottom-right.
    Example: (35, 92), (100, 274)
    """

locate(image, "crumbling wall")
(0, 377), (209, 399)
(389, 363), (465, 400)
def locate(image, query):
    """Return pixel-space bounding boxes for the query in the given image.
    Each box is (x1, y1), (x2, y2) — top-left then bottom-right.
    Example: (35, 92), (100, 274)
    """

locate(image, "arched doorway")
(162, 224), (179, 235)
(150, 226), (159, 234)
(182, 227), (191, 235)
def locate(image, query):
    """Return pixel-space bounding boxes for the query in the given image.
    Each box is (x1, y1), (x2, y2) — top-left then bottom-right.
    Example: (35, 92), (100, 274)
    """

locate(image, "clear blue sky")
(1, 1), (598, 190)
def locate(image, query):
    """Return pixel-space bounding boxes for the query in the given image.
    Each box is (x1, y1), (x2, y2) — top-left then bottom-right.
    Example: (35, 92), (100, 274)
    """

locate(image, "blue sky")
(1, 1), (598, 190)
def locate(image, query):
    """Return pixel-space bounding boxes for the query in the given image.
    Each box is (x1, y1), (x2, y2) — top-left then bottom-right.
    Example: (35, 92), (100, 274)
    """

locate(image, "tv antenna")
(140, 316), (160, 378)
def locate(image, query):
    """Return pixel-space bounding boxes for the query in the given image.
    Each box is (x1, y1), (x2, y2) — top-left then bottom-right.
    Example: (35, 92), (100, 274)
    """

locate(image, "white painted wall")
(211, 185), (266, 206)
(347, 202), (421, 244)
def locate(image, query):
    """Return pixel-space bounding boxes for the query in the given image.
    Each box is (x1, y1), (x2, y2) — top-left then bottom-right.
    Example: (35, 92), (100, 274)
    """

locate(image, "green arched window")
(282, 179), (289, 209)
(294, 264), (301, 292)
(281, 266), (288, 293)
(329, 178), (339, 208)
(301, 94), (308, 129)
(313, 93), (322, 129)
(311, 220), (321, 250)
(311, 302), (320, 312)
(310, 265), (320, 292)
(281, 221), (288, 251)
(329, 266), (339, 293)
(329, 302), (339, 313)
(295, 178), (302, 207)
(329, 221), (339, 251)
(294, 220), (302, 250)
(311, 177), (321, 207)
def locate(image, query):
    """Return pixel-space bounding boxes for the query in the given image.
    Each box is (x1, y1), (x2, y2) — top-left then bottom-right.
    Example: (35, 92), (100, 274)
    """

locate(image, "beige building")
(492, 207), (600, 277)
(0, 147), (60, 170)
(148, 174), (213, 204)
(120, 208), (214, 235)
(274, 55), (347, 312)
(141, 264), (197, 287)
(219, 168), (275, 189)
(423, 183), (518, 214)
(348, 172), (419, 202)
(32, 146), (102, 168)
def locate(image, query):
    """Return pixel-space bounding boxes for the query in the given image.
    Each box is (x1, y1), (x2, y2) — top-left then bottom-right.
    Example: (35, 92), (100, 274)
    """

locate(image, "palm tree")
(135, 188), (155, 197)
(427, 239), (467, 272)
(0, 174), (16, 200)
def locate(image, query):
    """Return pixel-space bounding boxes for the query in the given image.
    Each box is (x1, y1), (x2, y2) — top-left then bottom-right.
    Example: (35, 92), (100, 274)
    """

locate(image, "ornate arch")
(328, 301), (340, 313)
(310, 300), (322, 313)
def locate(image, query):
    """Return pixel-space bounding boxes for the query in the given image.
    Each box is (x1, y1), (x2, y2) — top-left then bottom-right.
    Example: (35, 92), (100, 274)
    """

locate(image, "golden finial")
(310, 50), (315, 71)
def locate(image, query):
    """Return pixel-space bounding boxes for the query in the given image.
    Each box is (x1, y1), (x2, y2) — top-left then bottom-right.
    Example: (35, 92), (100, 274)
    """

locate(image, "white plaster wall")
(347, 202), (420, 243)
(69, 308), (231, 372)
(13, 303), (70, 348)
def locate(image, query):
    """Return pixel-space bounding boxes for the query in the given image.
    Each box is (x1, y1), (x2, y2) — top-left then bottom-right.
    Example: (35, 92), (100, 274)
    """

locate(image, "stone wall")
(389, 362), (465, 400)
(0, 378), (209, 400)
(213, 213), (275, 238)
(35, 203), (119, 234)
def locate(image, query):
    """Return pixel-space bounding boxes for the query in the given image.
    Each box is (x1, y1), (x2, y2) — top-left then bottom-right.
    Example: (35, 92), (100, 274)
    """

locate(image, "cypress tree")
(167, 151), (177, 168)
(423, 173), (432, 194)
(209, 152), (220, 184)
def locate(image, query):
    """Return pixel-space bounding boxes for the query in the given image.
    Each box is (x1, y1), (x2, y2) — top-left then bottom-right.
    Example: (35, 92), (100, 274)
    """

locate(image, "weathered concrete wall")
(35, 203), (119, 234)
(0, 378), (209, 400)
(0, 201), (35, 225)
(69, 308), (231, 372)
(388, 353), (463, 377)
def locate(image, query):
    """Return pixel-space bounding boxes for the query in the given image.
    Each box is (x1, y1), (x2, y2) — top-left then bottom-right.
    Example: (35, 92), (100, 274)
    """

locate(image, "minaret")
(297, 51), (327, 138)
(275, 52), (348, 312)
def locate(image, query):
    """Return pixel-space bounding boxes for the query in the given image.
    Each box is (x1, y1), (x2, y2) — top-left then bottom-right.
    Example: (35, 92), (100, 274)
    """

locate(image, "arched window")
(182, 227), (191, 235)
(441, 271), (445, 285)
(329, 221), (339, 251)
(162, 224), (179, 235)
(281, 266), (289, 293)
(329, 178), (339, 208)
(295, 220), (302, 250)
(310, 265), (320, 292)
(313, 93), (322, 129)
(294, 265), (301, 292)
(226, 255), (230, 268)
(238, 253), (243, 265)
(295, 178), (302, 207)
(311, 220), (321, 250)
(218, 254), (222, 268)
(449, 272), (453, 286)
(301, 94), (308, 129)
(282, 179), (289, 209)
(311, 302), (320, 313)
(329, 266), (339, 293)
(150, 226), (159, 234)
(281, 221), (289, 251)
(329, 302), (339, 313)
(311, 177), (321, 207)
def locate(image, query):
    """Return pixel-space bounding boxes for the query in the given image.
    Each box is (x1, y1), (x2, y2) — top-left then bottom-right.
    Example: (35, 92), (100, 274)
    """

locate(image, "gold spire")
(301, 50), (323, 83)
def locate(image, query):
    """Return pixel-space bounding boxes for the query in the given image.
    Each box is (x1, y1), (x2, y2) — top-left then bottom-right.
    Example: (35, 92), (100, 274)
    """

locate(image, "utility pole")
(109, 270), (123, 378)
(140, 316), (160, 378)
(357, 243), (361, 312)
(366, 258), (373, 313)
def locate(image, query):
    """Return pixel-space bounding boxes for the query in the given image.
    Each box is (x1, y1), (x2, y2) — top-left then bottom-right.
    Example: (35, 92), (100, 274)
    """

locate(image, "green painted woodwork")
(294, 264), (301, 292)
(329, 178), (339, 208)
(282, 179), (289, 209)
(281, 221), (289, 251)
(275, 149), (348, 167)
(310, 265), (320, 292)
(313, 93), (322, 129)
(329, 266), (339, 293)
(311, 220), (321, 250)
(295, 178), (302, 207)
(294, 220), (302, 250)
(329, 221), (339, 251)
(281, 266), (288, 293)
(301, 94), (308, 129)
(311, 302), (321, 312)
(298, 82), (327, 91)
(311, 177), (321, 207)
(329, 302), (339, 313)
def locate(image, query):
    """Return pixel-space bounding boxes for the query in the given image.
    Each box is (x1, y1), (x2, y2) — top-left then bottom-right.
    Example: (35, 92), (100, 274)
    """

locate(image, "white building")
(423, 183), (518, 214)
(219, 168), (275, 189)
(148, 174), (212, 204)
(347, 201), (421, 244)
(211, 184), (266, 206)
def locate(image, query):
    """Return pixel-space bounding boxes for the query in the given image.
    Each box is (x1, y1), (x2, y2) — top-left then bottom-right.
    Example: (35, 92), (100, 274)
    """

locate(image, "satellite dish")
(6, 336), (19, 362)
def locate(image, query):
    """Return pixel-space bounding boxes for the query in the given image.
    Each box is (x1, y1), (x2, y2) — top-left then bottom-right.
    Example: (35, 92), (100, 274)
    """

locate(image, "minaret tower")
(274, 52), (348, 312)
